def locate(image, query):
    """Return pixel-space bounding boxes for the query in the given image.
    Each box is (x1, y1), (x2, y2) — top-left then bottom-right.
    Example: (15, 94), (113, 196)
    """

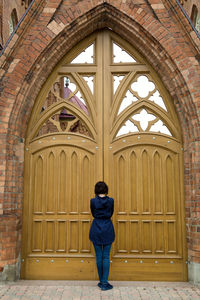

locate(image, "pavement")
(0, 281), (200, 300)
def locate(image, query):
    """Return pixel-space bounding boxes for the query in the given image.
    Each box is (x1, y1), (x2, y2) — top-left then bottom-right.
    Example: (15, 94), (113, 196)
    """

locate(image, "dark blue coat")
(89, 196), (115, 245)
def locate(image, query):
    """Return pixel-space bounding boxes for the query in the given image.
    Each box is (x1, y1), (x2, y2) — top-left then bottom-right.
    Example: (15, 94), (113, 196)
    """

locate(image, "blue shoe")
(101, 283), (113, 291)
(97, 282), (102, 288)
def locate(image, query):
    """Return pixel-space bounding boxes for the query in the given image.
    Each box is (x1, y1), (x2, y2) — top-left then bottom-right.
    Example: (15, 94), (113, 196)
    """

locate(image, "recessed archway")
(2, 2), (199, 282)
(21, 29), (187, 281)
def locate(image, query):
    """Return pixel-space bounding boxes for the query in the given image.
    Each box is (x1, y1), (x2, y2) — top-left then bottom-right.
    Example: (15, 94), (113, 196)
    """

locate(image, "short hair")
(95, 181), (108, 195)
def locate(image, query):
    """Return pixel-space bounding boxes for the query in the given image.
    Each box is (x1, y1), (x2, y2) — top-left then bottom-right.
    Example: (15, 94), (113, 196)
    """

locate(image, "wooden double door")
(21, 30), (187, 281)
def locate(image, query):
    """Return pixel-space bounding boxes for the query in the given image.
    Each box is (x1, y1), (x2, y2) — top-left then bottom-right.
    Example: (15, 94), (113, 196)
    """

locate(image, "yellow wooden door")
(102, 31), (187, 281)
(21, 30), (187, 281)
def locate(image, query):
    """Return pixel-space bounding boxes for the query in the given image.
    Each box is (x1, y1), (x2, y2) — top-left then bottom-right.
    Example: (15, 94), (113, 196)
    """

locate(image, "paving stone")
(0, 281), (199, 300)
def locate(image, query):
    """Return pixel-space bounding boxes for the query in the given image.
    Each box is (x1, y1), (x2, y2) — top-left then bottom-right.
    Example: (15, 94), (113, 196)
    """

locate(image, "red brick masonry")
(0, 0), (199, 280)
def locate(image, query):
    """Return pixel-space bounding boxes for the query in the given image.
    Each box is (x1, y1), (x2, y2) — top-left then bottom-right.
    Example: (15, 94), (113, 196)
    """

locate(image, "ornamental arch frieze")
(0, 0), (199, 283)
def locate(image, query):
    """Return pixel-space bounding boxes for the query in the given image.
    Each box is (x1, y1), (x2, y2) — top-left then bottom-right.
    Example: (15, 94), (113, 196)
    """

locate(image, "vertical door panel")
(167, 221), (177, 253)
(130, 152), (138, 214)
(117, 156), (126, 214)
(56, 221), (67, 252)
(116, 221), (128, 253)
(81, 156), (90, 214)
(33, 156), (43, 214)
(153, 152), (163, 214)
(46, 152), (56, 214)
(165, 155), (176, 214)
(44, 221), (55, 252)
(141, 221), (152, 253)
(80, 220), (91, 253)
(141, 150), (151, 214)
(154, 221), (164, 254)
(70, 152), (78, 214)
(32, 220), (43, 252)
(69, 220), (79, 253)
(130, 221), (140, 253)
(58, 151), (67, 214)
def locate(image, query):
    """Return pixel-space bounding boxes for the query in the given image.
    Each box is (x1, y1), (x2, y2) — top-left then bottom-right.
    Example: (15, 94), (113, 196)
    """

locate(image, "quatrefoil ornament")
(131, 76), (155, 98)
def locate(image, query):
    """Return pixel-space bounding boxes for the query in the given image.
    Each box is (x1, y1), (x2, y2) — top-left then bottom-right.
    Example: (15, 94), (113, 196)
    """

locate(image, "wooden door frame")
(21, 29), (188, 281)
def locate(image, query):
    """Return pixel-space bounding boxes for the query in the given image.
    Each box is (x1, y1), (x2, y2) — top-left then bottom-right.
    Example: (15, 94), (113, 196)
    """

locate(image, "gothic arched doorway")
(21, 30), (187, 281)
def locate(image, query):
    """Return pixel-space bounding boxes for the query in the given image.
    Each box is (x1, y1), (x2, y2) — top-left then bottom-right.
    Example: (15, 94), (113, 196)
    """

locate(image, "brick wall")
(0, 0), (199, 282)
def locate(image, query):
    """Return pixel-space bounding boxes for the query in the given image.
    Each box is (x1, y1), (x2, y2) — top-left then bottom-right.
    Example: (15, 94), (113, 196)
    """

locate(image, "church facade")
(0, 0), (199, 283)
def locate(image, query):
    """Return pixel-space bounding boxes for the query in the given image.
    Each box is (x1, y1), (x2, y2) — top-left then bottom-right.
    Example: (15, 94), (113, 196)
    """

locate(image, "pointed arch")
(191, 5), (200, 32)
(28, 101), (96, 142)
(7, 3), (197, 142)
(112, 102), (179, 141)
(10, 9), (18, 34)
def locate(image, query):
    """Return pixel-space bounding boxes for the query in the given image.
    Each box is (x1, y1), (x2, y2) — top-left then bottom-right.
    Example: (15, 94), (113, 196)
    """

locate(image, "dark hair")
(95, 181), (108, 195)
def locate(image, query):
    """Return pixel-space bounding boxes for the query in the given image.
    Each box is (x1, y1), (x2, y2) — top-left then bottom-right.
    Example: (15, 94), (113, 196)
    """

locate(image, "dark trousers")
(93, 243), (112, 285)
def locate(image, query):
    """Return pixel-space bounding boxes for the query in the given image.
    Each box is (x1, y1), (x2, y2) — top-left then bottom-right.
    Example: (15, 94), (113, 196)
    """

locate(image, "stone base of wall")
(0, 255), (21, 281)
(0, 213), (22, 281)
(188, 262), (200, 285)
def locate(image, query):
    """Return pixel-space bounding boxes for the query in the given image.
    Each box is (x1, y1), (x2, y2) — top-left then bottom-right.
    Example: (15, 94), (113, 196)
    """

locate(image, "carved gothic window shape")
(71, 44), (94, 64)
(116, 120), (139, 137)
(118, 90), (138, 115)
(149, 91), (167, 111)
(35, 73), (93, 139)
(132, 109), (156, 131)
(41, 77), (89, 116)
(117, 75), (168, 116)
(113, 75), (125, 94)
(41, 81), (61, 112)
(149, 119), (172, 136)
(191, 5), (200, 32)
(63, 77), (89, 114)
(113, 43), (136, 63)
(82, 76), (94, 94)
(116, 108), (172, 137)
(9, 9), (18, 34)
(36, 109), (91, 138)
(131, 76), (155, 98)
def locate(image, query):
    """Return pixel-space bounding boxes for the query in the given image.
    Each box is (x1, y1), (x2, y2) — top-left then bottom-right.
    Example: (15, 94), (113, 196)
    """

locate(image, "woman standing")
(89, 181), (115, 291)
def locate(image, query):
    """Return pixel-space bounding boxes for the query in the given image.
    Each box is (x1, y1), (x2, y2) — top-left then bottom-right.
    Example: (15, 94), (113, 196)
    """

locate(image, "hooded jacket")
(89, 195), (115, 245)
